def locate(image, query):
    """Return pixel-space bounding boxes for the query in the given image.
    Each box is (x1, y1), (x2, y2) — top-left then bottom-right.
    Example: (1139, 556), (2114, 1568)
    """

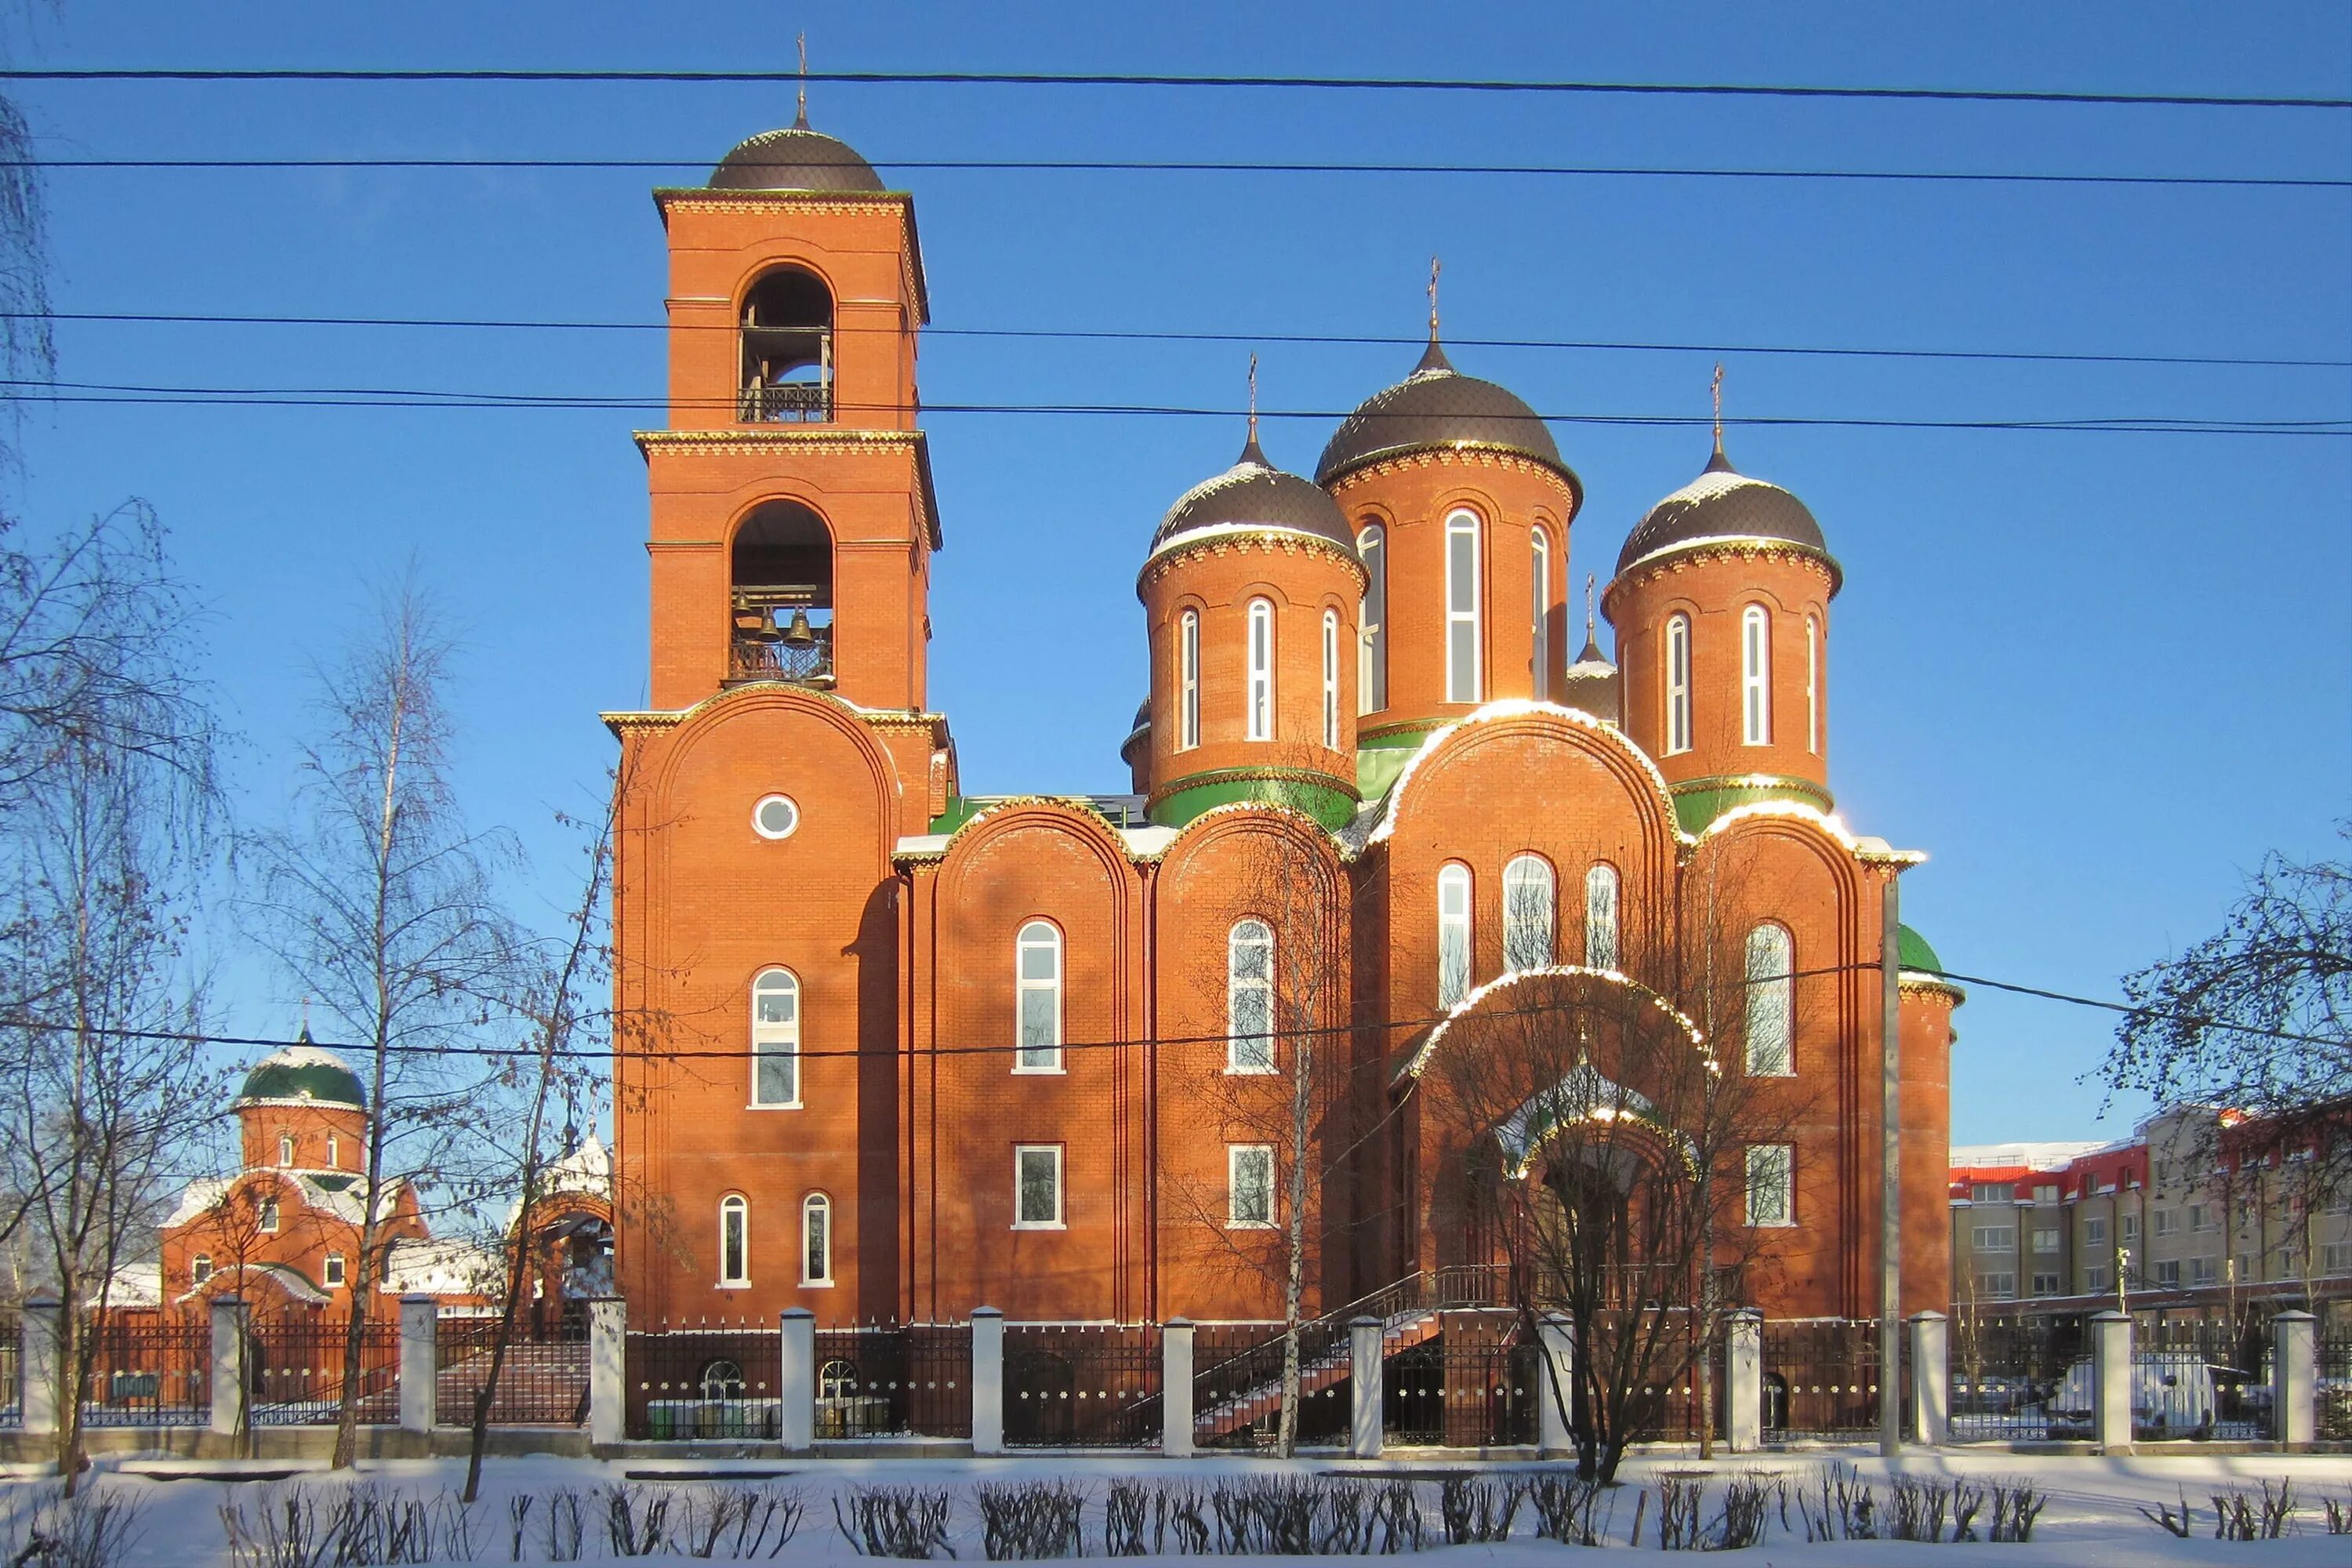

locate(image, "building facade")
(608, 114), (1962, 1330)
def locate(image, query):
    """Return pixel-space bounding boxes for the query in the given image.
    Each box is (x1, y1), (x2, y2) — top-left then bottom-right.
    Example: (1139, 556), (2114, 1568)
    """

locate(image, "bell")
(782, 608), (815, 647)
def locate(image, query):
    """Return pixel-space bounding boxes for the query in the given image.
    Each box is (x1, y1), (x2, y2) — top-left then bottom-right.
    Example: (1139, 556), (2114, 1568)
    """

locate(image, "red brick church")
(607, 112), (1961, 1330)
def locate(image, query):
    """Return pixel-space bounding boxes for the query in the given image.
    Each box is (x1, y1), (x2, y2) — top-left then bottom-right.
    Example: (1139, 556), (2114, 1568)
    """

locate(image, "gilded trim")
(1323, 444), (1582, 514)
(1137, 529), (1367, 593)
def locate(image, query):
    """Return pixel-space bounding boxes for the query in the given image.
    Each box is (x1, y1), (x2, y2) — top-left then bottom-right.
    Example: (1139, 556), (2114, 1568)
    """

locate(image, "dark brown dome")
(1616, 445), (1837, 583)
(710, 120), (886, 193)
(1315, 340), (1573, 487)
(1150, 437), (1358, 557)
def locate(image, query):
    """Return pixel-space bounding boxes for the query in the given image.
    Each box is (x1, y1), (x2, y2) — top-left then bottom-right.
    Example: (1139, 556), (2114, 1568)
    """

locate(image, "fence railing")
(814, 1323), (972, 1439)
(1191, 1320), (1351, 1448)
(435, 1315), (591, 1428)
(2323, 1334), (2352, 1442)
(83, 1316), (209, 1428)
(249, 1316), (401, 1426)
(1004, 1324), (1159, 1448)
(2139, 1316), (2272, 1440)
(1385, 1315), (1541, 1448)
(624, 1325), (783, 1441)
(1947, 1314), (2085, 1443)
(1762, 1319), (1881, 1441)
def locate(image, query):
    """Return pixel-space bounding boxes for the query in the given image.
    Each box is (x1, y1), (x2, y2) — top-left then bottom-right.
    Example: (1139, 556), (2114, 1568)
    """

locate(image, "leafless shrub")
(2139, 1486), (2195, 1539)
(220, 1488), (330, 1568)
(1987, 1478), (2046, 1543)
(1151, 1484), (1210, 1556)
(975, 1480), (1085, 1561)
(2325, 1494), (2352, 1535)
(1794, 1464), (1876, 1542)
(599, 1486), (673, 1558)
(532, 1489), (590, 1562)
(1949, 1481), (1987, 1542)
(834, 1486), (953, 1560)
(0, 1484), (144, 1568)
(1526, 1474), (1612, 1546)
(1713, 1475), (1777, 1550)
(2210, 1479), (2296, 1541)
(1368, 1479), (1423, 1555)
(1653, 1472), (1706, 1551)
(1104, 1482), (1149, 1558)
(1436, 1478), (1523, 1545)
(326, 1483), (477, 1564)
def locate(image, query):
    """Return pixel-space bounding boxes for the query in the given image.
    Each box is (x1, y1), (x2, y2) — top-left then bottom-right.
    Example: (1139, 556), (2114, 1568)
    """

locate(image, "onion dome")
(1315, 339), (1573, 488)
(1898, 925), (1944, 975)
(1617, 442), (1839, 587)
(1150, 436), (1357, 557)
(1558, 633), (1621, 724)
(234, 1034), (365, 1111)
(1119, 699), (1151, 766)
(710, 111), (886, 193)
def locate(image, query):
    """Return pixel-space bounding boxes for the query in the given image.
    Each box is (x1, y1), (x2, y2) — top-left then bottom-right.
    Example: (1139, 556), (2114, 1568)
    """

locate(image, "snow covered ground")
(5, 1446), (2352, 1566)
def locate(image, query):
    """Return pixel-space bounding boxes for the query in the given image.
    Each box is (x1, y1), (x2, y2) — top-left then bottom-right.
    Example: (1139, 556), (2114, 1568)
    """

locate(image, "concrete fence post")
(398, 1295), (437, 1435)
(1538, 1313), (1576, 1457)
(971, 1307), (1005, 1456)
(1725, 1310), (1762, 1453)
(2272, 1309), (2315, 1447)
(1348, 1316), (1383, 1460)
(779, 1308), (815, 1451)
(21, 1294), (60, 1437)
(587, 1297), (625, 1447)
(1161, 1319), (1195, 1457)
(2090, 1309), (2132, 1453)
(1908, 1311), (1949, 1446)
(207, 1297), (249, 1439)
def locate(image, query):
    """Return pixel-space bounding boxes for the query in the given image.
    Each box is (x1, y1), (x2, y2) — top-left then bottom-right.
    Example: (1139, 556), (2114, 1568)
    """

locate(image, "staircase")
(1194, 1310), (1443, 1441)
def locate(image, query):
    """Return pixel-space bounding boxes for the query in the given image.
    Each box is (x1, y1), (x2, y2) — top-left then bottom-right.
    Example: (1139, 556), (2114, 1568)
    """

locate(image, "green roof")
(235, 1040), (365, 1111)
(1898, 924), (1944, 975)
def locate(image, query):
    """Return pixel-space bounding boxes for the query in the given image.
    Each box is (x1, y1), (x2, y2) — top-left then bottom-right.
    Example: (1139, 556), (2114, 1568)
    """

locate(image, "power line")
(2, 67), (2344, 111)
(16, 156), (2345, 191)
(20, 309), (2345, 373)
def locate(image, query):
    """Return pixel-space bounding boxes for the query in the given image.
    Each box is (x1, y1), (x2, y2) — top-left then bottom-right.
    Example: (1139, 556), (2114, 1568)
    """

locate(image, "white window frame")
(1664, 613), (1692, 754)
(278, 1134), (294, 1167)
(1226, 918), (1275, 1074)
(1501, 854), (1555, 973)
(1745, 1145), (1793, 1226)
(2122, 1214), (2140, 1243)
(258, 1196), (280, 1234)
(1320, 608), (1341, 750)
(751, 967), (802, 1108)
(718, 1194), (750, 1287)
(2031, 1227), (2061, 1254)
(801, 1192), (833, 1286)
(1444, 510), (1482, 703)
(1178, 610), (1200, 750)
(1584, 863), (1620, 971)
(1357, 525), (1386, 714)
(1741, 604), (1772, 746)
(1246, 597), (1276, 741)
(1014, 920), (1064, 1073)
(1437, 863), (1472, 1008)
(1530, 527), (1551, 701)
(191, 1254), (212, 1285)
(1744, 923), (1795, 1076)
(323, 1252), (347, 1288)
(1229, 1144), (1276, 1229)
(1982, 1272), (2017, 1300)
(1013, 1145), (1065, 1229)
(1973, 1225), (2016, 1250)
(1804, 614), (1820, 755)
(752, 793), (800, 840)
(2322, 1242), (2352, 1277)
(325, 1134), (339, 1170)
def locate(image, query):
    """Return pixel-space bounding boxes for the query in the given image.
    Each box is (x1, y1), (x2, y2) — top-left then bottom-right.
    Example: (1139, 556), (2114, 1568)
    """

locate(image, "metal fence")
(1947, 1314), (2084, 1442)
(1004, 1324), (1160, 1448)
(625, 1326), (782, 1440)
(2139, 1316), (2270, 1440)
(83, 1315), (209, 1427)
(2322, 1334), (2352, 1441)
(435, 1315), (591, 1427)
(1761, 1319), (1882, 1441)
(0, 1310), (16, 1428)
(249, 1316), (401, 1426)
(813, 1324), (971, 1439)
(1191, 1321), (1351, 1449)
(1385, 1314), (1541, 1448)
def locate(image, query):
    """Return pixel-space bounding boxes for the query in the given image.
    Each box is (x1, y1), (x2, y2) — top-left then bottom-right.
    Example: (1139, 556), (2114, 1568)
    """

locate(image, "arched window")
(1228, 919), (1275, 1073)
(1805, 615), (1820, 756)
(1015, 921), (1063, 1072)
(257, 1196), (280, 1234)
(1501, 855), (1555, 973)
(325, 1134), (339, 1170)
(729, 499), (834, 686)
(278, 1134), (293, 1167)
(1530, 528), (1552, 701)
(739, 267), (833, 423)
(1742, 604), (1772, 746)
(1584, 864), (1621, 971)
(1358, 525), (1388, 714)
(1178, 610), (1201, 751)
(1744, 924), (1795, 1076)
(751, 968), (800, 1107)
(1437, 864), (1473, 1007)
(1247, 598), (1276, 741)
(718, 1195), (749, 1286)
(1445, 510), (1483, 703)
(801, 1193), (832, 1286)
(1664, 614), (1693, 755)
(191, 1254), (213, 1285)
(1320, 609), (1341, 750)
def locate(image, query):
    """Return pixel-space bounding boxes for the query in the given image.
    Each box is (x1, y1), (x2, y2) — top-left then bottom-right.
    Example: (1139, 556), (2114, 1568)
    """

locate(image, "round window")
(753, 795), (800, 840)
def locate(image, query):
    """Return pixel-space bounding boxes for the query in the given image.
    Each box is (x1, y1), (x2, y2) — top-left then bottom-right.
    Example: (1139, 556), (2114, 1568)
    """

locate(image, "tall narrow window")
(1227, 919), (1275, 1073)
(258, 1197), (279, 1233)
(1229, 1145), (1275, 1228)
(752, 967), (800, 1106)
(1584, 864), (1621, 970)
(325, 1134), (339, 1170)
(278, 1134), (293, 1167)
(1745, 1145), (1794, 1226)
(1744, 923), (1795, 1076)
(1247, 598), (1276, 741)
(1445, 510), (1482, 703)
(1014, 1145), (1064, 1229)
(1501, 855), (1555, 973)
(1530, 528), (1552, 701)
(719, 1195), (749, 1285)
(1358, 526), (1387, 713)
(1664, 614), (1693, 754)
(191, 1254), (213, 1285)
(1015, 921), (1063, 1072)
(1320, 609), (1341, 750)
(801, 1193), (832, 1285)
(1741, 604), (1772, 746)
(1804, 615), (1820, 755)
(323, 1253), (347, 1287)
(1437, 863), (1472, 1007)
(1178, 610), (1200, 751)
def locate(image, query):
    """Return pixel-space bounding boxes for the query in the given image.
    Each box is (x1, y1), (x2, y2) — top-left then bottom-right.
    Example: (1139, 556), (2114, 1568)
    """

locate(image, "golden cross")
(1711, 362), (1725, 453)
(1247, 353), (1259, 444)
(1584, 574), (1596, 643)
(1427, 256), (1442, 340)
(797, 34), (809, 125)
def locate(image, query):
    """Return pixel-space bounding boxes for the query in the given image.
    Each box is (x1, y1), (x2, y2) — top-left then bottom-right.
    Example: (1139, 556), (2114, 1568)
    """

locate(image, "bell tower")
(640, 114), (938, 713)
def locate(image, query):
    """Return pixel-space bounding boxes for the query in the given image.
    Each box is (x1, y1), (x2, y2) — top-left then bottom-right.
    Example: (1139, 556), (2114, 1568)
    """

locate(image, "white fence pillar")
(779, 1308), (815, 1451)
(1538, 1313), (1575, 1457)
(207, 1297), (248, 1439)
(1907, 1311), (1949, 1446)
(21, 1295), (60, 1437)
(587, 1297), (626, 1447)
(2273, 1309), (2315, 1447)
(1725, 1310), (1762, 1453)
(398, 1295), (437, 1434)
(971, 1308), (1005, 1456)
(1348, 1316), (1383, 1460)
(2090, 1309), (2132, 1452)
(1161, 1319), (1195, 1457)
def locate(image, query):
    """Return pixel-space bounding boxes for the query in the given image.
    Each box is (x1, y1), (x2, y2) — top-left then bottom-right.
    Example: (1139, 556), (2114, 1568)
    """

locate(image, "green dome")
(1897, 924), (1944, 975)
(234, 1039), (365, 1110)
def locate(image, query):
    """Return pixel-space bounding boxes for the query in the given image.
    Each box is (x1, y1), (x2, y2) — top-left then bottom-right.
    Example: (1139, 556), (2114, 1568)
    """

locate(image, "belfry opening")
(728, 500), (834, 687)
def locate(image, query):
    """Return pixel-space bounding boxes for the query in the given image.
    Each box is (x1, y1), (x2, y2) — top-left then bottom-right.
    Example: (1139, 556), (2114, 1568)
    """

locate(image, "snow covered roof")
(1146, 439), (1357, 561)
(234, 1039), (366, 1110)
(379, 1236), (498, 1298)
(1950, 1141), (2112, 1174)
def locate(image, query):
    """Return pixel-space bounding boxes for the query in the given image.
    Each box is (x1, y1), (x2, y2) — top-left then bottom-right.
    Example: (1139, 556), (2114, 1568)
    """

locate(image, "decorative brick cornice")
(1145, 764), (1354, 815)
(652, 189), (927, 322)
(633, 427), (940, 549)
(1606, 538), (1841, 608)
(1137, 529), (1367, 593)
(1325, 446), (1579, 517)
(601, 688), (942, 740)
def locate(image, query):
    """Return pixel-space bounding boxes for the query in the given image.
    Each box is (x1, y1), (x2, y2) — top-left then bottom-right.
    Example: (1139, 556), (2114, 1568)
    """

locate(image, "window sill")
(1748, 1218), (1797, 1229)
(1224, 1065), (1277, 1077)
(1011, 1221), (1066, 1232)
(1011, 1065), (1066, 1076)
(800, 1278), (834, 1289)
(715, 1281), (752, 1290)
(1226, 1221), (1276, 1231)
(748, 1101), (804, 1112)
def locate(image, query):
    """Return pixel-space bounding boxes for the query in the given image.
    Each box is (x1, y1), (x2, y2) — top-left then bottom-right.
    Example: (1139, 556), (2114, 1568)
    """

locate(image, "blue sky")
(4, 2), (2347, 1145)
